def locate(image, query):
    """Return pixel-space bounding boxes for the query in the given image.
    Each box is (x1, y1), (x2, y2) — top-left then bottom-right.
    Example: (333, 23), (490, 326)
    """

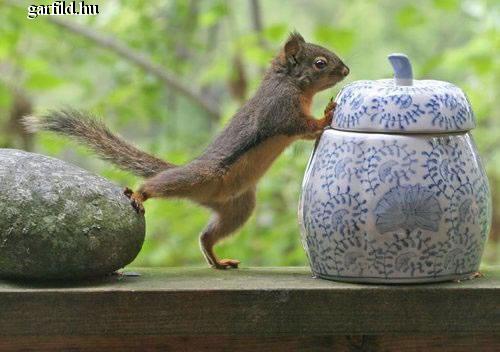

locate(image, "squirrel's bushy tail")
(23, 109), (174, 178)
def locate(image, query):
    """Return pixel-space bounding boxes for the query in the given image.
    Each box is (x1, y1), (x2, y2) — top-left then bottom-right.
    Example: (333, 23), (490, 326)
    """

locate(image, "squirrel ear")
(283, 31), (305, 61)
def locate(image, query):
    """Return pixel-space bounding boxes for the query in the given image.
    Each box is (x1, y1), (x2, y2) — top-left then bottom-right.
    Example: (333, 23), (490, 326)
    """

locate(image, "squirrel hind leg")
(137, 162), (219, 202)
(200, 189), (256, 269)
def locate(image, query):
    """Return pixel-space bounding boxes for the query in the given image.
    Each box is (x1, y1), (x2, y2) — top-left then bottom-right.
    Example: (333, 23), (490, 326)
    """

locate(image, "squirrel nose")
(341, 66), (350, 76)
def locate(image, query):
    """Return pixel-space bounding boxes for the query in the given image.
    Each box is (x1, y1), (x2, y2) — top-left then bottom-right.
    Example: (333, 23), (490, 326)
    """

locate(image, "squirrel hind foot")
(123, 187), (146, 214)
(130, 198), (145, 215)
(212, 259), (240, 270)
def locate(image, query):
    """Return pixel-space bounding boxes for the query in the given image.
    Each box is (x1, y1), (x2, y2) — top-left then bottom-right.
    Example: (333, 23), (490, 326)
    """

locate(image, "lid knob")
(388, 53), (413, 86)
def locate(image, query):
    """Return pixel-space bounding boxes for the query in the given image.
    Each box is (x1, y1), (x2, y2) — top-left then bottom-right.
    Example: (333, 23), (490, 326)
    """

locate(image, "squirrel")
(24, 32), (349, 269)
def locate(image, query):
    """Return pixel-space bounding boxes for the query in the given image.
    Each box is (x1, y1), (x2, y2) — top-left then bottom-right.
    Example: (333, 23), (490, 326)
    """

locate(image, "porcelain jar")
(299, 54), (492, 283)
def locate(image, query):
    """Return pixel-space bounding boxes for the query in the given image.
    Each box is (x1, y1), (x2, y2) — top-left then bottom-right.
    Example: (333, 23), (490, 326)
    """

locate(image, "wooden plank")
(0, 267), (498, 337)
(0, 335), (498, 352)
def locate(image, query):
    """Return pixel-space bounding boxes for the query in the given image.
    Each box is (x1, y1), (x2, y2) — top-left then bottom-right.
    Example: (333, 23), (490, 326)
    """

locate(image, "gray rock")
(0, 149), (145, 280)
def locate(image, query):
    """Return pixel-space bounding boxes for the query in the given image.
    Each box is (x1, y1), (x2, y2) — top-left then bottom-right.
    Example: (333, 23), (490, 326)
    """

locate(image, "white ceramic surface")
(299, 130), (491, 283)
(332, 79), (476, 133)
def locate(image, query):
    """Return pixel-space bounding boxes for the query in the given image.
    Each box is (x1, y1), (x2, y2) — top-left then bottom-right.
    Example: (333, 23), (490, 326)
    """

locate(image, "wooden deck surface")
(0, 266), (498, 351)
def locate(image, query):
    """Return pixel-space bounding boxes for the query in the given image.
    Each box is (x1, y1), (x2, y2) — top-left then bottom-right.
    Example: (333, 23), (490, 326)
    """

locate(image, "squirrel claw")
(213, 259), (240, 269)
(323, 98), (337, 117)
(123, 187), (133, 198)
(323, 99), (336, 127)
(130, 198), (145, 215)
(123, 187), (145, 214)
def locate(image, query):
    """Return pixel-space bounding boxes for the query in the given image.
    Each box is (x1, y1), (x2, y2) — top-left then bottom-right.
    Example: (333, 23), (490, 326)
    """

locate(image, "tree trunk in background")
(5, 89), (33, 151)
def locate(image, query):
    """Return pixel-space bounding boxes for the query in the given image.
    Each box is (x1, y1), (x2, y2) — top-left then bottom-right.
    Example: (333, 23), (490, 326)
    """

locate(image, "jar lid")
(331, 53), (475, 133)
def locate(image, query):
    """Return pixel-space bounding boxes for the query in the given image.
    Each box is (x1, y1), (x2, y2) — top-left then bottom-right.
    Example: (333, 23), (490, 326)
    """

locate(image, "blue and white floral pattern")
(374, 185), (442, 233)
(332, 79), (475, 132)
(299, 130), (491, 282)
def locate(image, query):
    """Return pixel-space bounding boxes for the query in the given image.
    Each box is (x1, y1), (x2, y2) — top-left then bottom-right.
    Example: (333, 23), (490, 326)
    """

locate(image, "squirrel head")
(274, 32), (349, 93)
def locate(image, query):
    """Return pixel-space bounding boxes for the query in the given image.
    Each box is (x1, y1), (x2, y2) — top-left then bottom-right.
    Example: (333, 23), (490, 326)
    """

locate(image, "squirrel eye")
(314, 57), (327, 69)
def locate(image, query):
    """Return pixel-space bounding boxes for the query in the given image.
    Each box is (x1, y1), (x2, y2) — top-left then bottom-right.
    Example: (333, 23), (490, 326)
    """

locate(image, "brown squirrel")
(24, 32), (349, 269)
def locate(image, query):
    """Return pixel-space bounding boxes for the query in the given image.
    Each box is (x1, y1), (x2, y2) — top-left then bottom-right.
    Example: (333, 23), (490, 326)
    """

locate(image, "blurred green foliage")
(0, 0), (498, 267)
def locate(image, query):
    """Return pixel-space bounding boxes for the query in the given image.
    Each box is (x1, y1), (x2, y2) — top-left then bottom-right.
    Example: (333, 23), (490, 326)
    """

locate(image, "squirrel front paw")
(124, 187), (145, 215)
(323, 97), (337, 126)
(320, 97), (337, 131)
